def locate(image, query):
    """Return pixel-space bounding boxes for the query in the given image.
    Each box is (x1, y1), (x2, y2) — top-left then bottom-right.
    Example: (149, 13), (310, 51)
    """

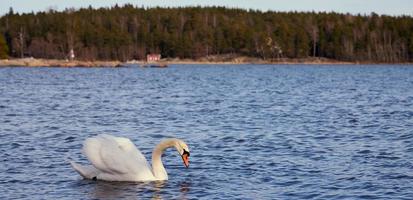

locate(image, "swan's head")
(175, 140), (190, 168)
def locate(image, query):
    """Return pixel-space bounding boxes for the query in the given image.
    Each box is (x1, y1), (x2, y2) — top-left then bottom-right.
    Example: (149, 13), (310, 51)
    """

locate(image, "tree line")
(0, 5), (412, 62)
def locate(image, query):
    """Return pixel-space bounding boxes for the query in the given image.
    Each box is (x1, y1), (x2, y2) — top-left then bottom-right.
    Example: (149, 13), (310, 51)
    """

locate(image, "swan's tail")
(70, 161), (100, 179)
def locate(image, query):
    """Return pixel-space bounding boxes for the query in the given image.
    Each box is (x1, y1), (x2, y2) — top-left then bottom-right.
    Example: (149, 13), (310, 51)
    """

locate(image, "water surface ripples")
(0, 64), (412, 199)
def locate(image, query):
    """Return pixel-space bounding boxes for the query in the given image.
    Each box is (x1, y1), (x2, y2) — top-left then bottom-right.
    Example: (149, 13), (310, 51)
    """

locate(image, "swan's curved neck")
(151, 139), (177, 180)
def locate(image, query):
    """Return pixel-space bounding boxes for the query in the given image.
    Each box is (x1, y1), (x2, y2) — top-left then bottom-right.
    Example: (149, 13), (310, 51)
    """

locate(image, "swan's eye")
(182, 149), (190, 157)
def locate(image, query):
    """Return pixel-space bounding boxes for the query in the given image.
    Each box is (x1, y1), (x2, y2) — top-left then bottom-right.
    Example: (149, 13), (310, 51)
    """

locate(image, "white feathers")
(70, 134), (190, 182)
(70, 161), (99, 179)
(72, 134), (154, 181)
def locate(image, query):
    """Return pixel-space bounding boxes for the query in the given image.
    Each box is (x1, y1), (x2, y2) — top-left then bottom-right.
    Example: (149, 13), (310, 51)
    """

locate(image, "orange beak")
(181, 153), (189, 168)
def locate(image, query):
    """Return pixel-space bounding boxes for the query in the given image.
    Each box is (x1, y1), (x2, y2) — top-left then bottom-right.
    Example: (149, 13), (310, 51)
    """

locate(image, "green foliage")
(0, 6), (412, 62)
(0, 34), (8, 59)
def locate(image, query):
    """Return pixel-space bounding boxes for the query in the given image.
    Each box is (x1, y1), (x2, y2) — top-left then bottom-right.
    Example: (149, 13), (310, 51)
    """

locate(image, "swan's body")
(70, 134), (190, 182)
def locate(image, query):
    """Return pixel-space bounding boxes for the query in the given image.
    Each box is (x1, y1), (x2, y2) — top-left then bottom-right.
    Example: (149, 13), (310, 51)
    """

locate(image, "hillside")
(0, 5), (412, 62)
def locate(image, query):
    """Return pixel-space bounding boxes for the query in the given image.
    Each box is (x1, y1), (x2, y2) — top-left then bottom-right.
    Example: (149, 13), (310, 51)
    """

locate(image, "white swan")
(70, 134), (190, 182)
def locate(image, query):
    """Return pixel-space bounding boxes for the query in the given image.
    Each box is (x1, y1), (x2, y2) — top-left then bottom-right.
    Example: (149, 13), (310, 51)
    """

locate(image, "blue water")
(1, 64), (412, 199)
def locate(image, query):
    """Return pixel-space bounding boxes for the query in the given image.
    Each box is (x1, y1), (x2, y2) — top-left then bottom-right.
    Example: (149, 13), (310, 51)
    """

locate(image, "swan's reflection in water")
(89, 181), (145, 199)
(86, 180), (191, 200)
(178, 181), (191, 200)
(151, 181), (166, 200)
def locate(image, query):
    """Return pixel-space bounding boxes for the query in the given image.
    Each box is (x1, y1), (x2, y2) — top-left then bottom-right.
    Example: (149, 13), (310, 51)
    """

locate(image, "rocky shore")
(160, 55), (355, 65)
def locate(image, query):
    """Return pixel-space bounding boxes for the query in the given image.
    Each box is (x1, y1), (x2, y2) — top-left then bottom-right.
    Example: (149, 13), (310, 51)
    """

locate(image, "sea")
(1, 64), (412, 199)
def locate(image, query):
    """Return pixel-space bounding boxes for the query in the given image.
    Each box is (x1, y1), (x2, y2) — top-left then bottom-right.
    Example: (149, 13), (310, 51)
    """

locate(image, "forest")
(0, 5), (412, 62)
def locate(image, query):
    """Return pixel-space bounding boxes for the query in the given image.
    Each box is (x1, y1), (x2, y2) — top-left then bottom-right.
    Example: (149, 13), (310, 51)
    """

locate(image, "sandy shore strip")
(0, 58), (122, 67)
(1, 57), (411, 67)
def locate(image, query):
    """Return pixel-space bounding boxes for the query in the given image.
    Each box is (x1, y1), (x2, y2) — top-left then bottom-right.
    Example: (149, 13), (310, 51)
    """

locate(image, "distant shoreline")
(0, 57), (412, 67)
(0, 58), (123, 68)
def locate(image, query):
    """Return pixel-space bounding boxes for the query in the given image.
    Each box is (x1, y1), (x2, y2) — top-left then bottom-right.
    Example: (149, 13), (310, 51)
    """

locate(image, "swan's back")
(82, 134), (155, 181)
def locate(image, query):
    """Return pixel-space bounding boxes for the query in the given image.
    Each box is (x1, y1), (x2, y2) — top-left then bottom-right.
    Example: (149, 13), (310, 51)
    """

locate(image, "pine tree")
(0, 34), (9, 59)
